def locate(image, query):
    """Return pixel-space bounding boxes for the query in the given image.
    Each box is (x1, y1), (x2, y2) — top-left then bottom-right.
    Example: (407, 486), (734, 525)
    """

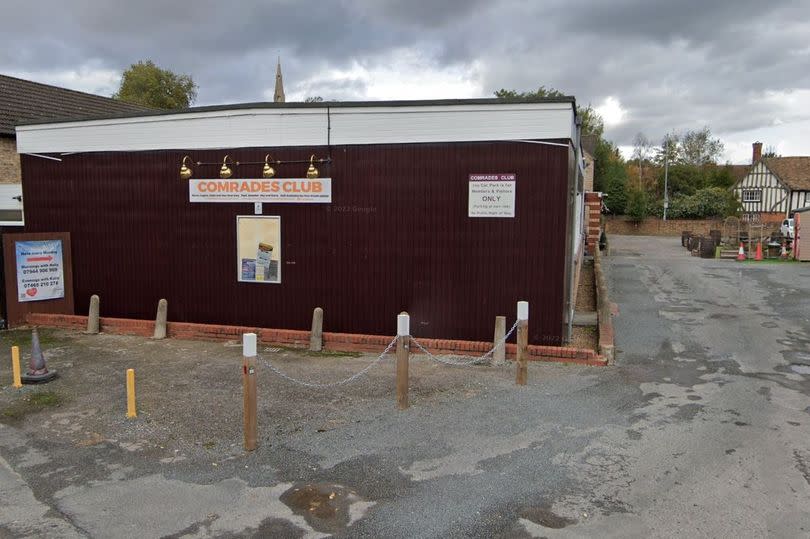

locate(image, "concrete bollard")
(396, 312), (410, 410)
(86, 295), (100, 334)
(493, 316), (506, 366)
(516, 301), (529, 386)
(153, 299), (168, 339)
(309, 307), (324, 352)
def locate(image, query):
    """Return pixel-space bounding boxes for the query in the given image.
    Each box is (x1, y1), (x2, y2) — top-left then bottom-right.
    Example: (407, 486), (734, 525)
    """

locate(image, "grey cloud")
(2, 0), (810, 153)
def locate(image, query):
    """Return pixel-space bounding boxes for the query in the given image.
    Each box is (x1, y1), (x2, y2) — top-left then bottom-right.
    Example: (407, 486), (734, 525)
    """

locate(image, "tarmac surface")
(1, 234), (809, 538)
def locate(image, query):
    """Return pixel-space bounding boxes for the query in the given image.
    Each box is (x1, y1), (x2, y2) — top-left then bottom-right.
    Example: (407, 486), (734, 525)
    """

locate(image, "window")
(742, 190), (762, 203)
(0, 184), (24, 226)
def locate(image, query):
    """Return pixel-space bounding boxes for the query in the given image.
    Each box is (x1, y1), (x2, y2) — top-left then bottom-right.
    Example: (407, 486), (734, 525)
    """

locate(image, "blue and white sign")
(15, 240), (65, 302)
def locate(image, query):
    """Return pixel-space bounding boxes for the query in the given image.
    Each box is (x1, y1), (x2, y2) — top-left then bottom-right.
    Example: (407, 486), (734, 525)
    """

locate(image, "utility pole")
(663, 151), (669, 221)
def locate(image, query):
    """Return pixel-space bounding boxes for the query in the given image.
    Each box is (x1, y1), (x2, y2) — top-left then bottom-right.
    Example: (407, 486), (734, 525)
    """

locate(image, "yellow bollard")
(126, 368), (137, 418)
(11, 346), (22, 388)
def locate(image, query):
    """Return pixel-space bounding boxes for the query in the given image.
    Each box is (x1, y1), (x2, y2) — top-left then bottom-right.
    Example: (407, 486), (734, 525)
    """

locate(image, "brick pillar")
(584, 192), (602, 255)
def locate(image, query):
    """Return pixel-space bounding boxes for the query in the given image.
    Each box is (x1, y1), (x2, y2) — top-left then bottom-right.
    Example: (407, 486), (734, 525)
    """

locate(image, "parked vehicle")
(781, 218), (795, 238)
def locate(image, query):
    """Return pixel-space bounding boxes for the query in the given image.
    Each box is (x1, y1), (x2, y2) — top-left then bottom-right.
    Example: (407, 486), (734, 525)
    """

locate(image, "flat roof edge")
(16, 96), (577, 128)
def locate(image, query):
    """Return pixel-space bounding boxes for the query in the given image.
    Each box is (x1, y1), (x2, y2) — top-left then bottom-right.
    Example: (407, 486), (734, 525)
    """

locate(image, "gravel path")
(1, 235), (809, 538)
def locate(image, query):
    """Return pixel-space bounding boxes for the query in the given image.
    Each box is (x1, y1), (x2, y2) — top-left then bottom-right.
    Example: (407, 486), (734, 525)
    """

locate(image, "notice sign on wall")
(15, 240), (65, 302)
(190, 178), (331, 204)
(237, 216), (281, 284)
(468, 173), (516, 218)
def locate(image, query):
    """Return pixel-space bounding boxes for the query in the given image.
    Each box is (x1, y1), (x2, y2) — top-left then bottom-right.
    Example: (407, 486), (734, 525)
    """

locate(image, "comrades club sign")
(189, 178), (332, 203)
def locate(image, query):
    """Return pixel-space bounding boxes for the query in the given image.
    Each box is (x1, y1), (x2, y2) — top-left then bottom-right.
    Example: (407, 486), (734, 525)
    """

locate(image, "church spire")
(273, 57), (285, 103)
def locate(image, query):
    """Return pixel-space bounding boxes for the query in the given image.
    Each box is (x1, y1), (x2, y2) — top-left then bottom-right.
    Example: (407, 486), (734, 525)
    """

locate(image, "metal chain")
(258, 335), (398, 388)
(409, 319), (519, 367)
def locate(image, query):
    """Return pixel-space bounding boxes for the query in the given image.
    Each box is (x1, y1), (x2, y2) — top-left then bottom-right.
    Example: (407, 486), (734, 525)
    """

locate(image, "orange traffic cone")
(780, 240), (788, 260)
(736, 242), (746, 261)
(755, 242), (763, 261)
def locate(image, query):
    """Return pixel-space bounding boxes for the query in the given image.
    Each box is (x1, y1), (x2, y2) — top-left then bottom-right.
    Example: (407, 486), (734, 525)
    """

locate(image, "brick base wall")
(742, 212), (784, 225)
(605, 216), (726, 236)
(26, 313), (608, 366)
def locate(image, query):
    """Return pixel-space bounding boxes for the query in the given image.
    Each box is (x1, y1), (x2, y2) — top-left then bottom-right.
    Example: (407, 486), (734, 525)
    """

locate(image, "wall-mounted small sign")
(190, 178), (332, 204)
(468, 173), (516, 218)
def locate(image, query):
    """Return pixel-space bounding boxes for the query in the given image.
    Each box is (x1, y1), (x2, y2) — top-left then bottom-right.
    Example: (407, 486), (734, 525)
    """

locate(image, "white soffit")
(15, 102), (575, 154)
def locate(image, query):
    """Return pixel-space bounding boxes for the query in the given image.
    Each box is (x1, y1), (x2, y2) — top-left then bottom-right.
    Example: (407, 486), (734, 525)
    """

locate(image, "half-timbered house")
(733, 143), (810, 223)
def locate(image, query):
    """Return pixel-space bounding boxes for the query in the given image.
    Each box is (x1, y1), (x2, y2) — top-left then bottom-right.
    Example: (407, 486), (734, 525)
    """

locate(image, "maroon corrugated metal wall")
(21, 140), (572, 344)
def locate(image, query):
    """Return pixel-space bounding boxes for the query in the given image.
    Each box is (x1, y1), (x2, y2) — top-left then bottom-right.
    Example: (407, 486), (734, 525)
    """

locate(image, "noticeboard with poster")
(237, 216), (281, 284)
(15, 240), (65, 302)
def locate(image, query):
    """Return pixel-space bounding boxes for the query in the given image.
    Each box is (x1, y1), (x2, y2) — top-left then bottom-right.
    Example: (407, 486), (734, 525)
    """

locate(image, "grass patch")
(1, 390), (63, 421)
(29, 391), (61, 406)
(0, 328), (60, 350)
(740, 258), (800, 264)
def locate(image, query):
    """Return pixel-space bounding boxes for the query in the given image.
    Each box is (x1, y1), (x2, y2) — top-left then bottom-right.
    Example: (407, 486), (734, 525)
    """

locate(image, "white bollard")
(517, 300), (529, 321)
(396, 312), (410, 410)
(242, 332), (257, 451)
(397, 312), (410, 337)
(243, 332), (257, 358)
(516, 301), (529, 385)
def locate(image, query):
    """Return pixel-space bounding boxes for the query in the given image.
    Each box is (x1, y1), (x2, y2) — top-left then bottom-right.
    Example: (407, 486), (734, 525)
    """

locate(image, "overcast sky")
(3, 0), (809, 163)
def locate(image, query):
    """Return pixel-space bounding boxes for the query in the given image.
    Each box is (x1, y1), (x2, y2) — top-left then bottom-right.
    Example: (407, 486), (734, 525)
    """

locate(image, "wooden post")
(396, 312), (410, 410)
(11, 346), (22, 388)
(86, 294), (100, 334)
(516, 301), (529, 385)
(153, 299), (168, 339)
(493, 315), (506, 365)
(126, 369), (137, 418)
(309, 307), (323, 352)
(242, 333), (258, 451)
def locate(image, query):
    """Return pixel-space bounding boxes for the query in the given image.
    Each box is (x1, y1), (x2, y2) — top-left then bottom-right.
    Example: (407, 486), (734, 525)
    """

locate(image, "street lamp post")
(663, 150), (669, 221)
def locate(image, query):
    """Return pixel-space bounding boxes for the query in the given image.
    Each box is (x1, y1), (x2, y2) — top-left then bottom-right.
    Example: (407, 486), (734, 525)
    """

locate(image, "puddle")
(519, 506), (577, 529)
(280, 483), (373, 534)
(790, 364), (810, 375)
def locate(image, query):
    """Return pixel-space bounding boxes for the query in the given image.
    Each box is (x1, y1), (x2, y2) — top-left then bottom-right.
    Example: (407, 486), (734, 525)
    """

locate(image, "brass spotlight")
(220, 155), (233, 179)
(306, 154), (319, 179)
(262, 155), (275, 178)
(179, 156), (193, 180)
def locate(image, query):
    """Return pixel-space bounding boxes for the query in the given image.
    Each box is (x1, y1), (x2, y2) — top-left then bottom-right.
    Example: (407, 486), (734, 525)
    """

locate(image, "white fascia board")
(16, 109), (329, 153)
(16, 102), (575, 154)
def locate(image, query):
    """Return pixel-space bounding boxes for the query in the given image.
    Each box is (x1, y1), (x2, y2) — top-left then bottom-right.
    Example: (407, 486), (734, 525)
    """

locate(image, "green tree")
(493, 86), (603, 136)
(113, 60), (197, 109)
(603, 158), (629, 214)
(304, 96), (324, 103)
(653, 131), (680, 166)
(626, 188), (649, 222)
(494, 86), (565, 100)
(678, 127), (724, 166)
(579, 104), (605, 138)
(762, 145), (780, 158)
(664, 187), (741, 219)
(657, 164), (704, 197)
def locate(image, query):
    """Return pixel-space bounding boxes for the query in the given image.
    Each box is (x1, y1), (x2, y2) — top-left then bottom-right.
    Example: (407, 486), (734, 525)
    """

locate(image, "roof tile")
(0, 74), (151, 135)
(763, 157), (810, 191)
